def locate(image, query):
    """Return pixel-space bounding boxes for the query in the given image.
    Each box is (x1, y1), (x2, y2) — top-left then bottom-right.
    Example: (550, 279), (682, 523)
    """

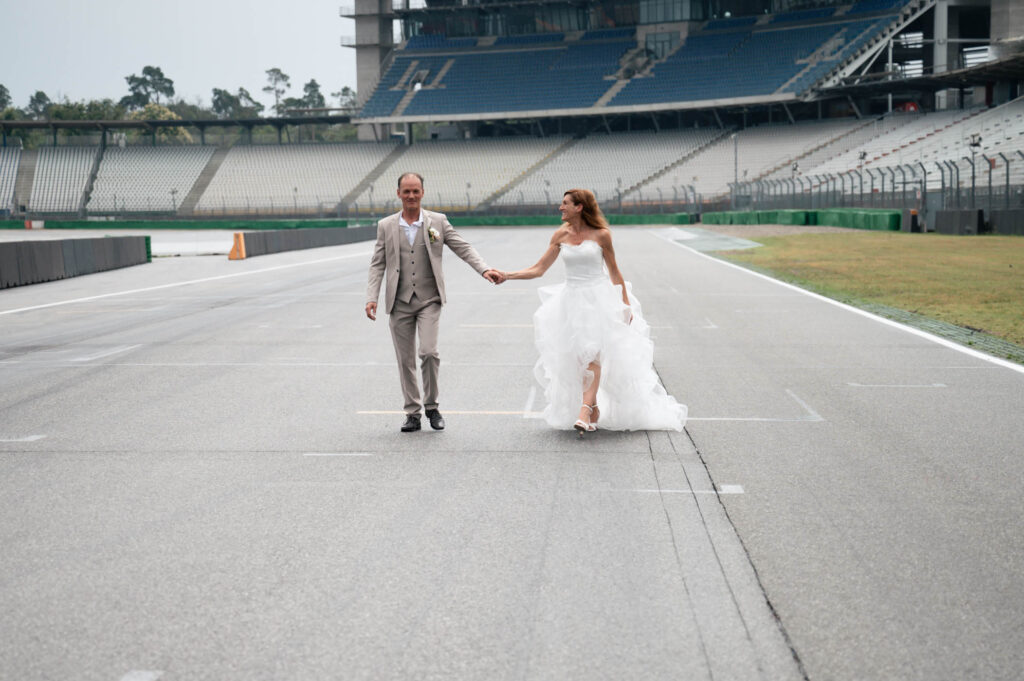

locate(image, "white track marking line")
(358, 410), (542, 416)
(71, 344), (141, 362)
(700, 317), (719, 329)
(523, 386), (537, 419)
(303, 452), (373, 457)
(0, 435), (46, 443)
(786, 388), (823, 421)
(119, 672), (164, 681)
(847, 382), (947, 388)
(651, 229), (1024, 375)
(0, 251), (371, 317)
(608, 486), (744, 495)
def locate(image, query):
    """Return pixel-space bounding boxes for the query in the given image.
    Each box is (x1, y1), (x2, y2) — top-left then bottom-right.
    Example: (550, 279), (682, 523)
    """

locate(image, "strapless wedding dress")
(532, 239), (687, 431)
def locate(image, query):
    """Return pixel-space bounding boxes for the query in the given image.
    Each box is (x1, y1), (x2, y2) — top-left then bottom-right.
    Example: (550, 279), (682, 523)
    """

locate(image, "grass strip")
(714, 231), (1024, 356)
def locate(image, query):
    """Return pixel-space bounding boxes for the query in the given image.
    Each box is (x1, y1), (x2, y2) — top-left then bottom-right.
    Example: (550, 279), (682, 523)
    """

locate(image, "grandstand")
(29, 147), (97, 213)
(0, 147), (19, 215)
(89, 146), (215, 213)
(2, 0), (1022, 228)
(194, 142), (399, 215)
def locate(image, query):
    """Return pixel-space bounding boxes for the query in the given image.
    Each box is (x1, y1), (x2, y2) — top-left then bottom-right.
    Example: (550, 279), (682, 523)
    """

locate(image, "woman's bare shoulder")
(549, 225), (571, 245)
(594, 227), (614, 247)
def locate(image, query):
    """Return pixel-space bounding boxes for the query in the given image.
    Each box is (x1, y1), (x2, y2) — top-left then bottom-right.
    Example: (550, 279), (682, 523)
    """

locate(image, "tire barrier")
(0, 236), (150, 290)
(228, 225), (376, 260)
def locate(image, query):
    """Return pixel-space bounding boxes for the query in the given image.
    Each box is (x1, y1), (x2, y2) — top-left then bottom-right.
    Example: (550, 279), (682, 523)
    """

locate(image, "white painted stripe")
(700, 317), (719, 329)
(0, 250), (372, 317)
(786, 388), (824, 421)
(358, 409), (542, 416)
(303, 452), (373, 457)
(848, 382), (947, 388)
(72, 344), (141, 362)
(461, 323), (533, 328)
(0, 435), (46, 442)
(651, 229), (1024, 375)
(608, 487), (744, 495)
(119, 672), (163, 681)
(523, 385), (537, 419)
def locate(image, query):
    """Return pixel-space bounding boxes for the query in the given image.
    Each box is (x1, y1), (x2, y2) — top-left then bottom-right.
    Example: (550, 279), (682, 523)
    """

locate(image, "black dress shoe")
(425, 408), (445, 431)
(401, 414), (422, 432)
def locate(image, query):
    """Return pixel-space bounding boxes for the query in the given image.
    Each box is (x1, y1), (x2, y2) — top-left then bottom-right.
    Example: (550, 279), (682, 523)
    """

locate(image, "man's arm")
(365, 222), (387, 320)
(437, 215), (503, 282)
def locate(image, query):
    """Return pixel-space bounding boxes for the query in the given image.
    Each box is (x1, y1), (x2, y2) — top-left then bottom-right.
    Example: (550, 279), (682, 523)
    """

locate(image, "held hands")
(483, 269), (507, 285)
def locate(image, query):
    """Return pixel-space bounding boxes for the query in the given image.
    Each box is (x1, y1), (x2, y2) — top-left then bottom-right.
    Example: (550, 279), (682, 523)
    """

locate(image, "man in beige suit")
(365, 172), (504, 432)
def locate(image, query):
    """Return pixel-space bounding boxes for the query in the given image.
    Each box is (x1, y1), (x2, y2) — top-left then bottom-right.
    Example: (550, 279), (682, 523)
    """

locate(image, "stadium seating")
(29, 146), (97, 213)
(348, 136), (569, 213)
(88, 146), (215, 213)
(0, 147), (20, 214)
(635, 118), (865, 199)
(492, 128), (723, 207)
(196, 143), (398, 214)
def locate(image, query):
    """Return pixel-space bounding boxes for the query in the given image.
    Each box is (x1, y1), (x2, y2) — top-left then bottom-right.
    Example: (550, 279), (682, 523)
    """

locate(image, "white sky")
(3, 0), (357, 111)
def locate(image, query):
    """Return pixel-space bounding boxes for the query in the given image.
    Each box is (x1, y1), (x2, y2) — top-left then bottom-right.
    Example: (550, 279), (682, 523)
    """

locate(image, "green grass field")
(715, 231), (1024, 347)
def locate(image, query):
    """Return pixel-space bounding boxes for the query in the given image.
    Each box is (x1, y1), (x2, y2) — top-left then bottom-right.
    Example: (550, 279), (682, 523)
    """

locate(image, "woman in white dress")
(500, 189), (687, 435)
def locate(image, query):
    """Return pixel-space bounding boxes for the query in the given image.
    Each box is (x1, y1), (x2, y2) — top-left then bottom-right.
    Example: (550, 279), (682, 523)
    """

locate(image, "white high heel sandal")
(574, 405), (593, 437)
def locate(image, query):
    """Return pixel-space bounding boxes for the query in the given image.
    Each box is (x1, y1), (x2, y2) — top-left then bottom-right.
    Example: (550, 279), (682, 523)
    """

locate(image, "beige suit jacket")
(366, 209), (490, 314)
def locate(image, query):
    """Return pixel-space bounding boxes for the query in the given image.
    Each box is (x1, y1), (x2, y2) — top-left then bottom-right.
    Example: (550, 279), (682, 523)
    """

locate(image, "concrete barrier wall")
(240, 225), (377, 258)
(0, 236), (150, 289)
(1, 219), (350, 231)
(933, 209), (983, 235)
(989, 209), (1024, 236)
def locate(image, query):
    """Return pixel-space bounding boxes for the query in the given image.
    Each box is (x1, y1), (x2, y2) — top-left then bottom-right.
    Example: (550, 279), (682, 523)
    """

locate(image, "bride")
(500, 189), (687, 434)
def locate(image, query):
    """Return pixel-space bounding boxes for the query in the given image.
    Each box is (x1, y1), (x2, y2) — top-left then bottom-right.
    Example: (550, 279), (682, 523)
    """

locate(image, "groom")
(365, 172), (504, 432)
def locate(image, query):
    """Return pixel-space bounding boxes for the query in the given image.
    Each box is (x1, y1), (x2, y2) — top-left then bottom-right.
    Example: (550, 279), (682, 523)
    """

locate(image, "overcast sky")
(3, 0), (357, 111)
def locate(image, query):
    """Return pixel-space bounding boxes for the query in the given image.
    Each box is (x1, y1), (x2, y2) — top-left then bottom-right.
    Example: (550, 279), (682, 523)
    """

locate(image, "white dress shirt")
(399, 212), (423, 246)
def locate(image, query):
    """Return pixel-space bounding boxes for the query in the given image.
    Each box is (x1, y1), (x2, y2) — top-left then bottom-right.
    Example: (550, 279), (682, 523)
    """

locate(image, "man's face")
(398, 175), (424, 214)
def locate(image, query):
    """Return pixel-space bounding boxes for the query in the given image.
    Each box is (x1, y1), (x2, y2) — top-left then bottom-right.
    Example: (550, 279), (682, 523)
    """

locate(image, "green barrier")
(0, 219), (349, 230)
(449, 213), (690, 227)
(701, 208), (900, 230)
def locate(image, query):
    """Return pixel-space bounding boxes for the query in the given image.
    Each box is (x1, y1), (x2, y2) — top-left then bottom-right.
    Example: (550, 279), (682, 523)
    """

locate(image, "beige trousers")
(388, 294), (442, 415)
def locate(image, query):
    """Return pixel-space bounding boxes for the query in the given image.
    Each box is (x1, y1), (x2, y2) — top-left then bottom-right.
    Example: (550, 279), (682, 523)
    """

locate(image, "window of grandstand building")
(646, 32), (680, 59)
(640, 0), (701, 24)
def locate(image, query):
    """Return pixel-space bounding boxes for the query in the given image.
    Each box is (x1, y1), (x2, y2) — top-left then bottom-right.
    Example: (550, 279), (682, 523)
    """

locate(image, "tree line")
(0, 66), (357, 124)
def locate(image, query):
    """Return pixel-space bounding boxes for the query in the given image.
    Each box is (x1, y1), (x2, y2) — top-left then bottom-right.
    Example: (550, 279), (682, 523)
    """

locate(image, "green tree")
(120, 65), (175, 111)
(127, 103), (193, 143)
(27, 91), (51, 119)
(236, 88), (264, 117)
(330, 85), (357, 111)
(84, 98), (124, 120)
(302, 79), (325, 109)
(211, 88), (239, 118)
(263, 68), (290, 115)
(279, 96), (307, 117)
(0, 84), (10, 110)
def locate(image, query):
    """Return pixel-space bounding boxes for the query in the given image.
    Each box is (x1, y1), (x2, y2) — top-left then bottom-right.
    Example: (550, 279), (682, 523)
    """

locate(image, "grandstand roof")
(825, 52), (1024, 97)
(0, 115), (353, 136)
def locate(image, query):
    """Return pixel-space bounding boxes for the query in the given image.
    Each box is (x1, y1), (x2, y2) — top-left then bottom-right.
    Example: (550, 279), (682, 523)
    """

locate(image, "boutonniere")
(428, 227), (440, 244)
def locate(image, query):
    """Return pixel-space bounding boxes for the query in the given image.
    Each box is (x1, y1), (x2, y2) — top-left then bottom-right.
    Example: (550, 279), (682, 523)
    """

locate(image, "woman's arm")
(504, 228), (566, 280)
(596, 230), (630, 307)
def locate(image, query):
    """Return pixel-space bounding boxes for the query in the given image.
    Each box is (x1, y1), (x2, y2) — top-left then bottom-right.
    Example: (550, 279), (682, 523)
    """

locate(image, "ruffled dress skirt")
(532, 243), (687, 431)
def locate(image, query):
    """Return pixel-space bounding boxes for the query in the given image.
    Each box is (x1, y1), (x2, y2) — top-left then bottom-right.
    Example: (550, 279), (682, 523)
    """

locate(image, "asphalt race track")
(1, 226), (1022, 681)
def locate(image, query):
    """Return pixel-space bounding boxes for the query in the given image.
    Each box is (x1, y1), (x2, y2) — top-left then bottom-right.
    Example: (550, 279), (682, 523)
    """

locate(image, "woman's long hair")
(564, 188), (609, 230)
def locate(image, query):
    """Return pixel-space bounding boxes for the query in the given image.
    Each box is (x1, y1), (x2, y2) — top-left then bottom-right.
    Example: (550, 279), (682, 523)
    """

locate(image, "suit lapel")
(390, 213), (403, 258)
